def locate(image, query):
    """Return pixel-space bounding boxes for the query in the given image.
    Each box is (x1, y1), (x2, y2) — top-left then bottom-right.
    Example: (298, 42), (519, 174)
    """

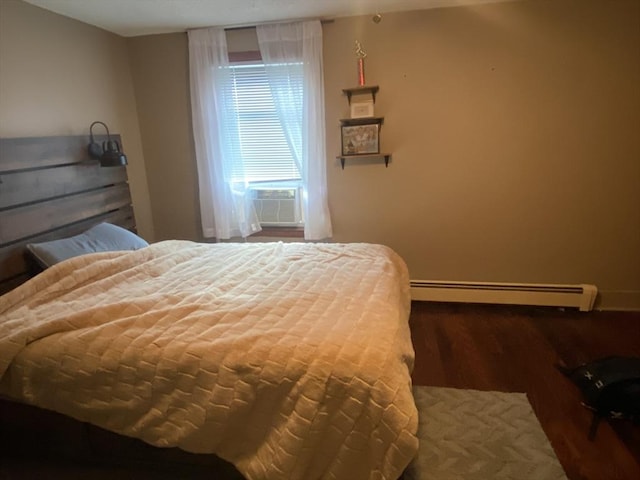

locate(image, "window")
(219, 61), (304, 227)
(222, 62), (303, 185)
(188, 22), (331, 240)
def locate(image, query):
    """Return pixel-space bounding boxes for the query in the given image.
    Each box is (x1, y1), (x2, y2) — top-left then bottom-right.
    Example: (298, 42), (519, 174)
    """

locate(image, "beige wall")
(324, 0), (640, 310)
(0, 0), (154, 240)
(4, 0), (638, 309)
(127, 33), (199, 241)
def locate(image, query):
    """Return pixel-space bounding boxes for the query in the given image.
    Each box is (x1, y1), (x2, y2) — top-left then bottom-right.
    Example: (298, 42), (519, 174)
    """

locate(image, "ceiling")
(22, 0), (516, 37)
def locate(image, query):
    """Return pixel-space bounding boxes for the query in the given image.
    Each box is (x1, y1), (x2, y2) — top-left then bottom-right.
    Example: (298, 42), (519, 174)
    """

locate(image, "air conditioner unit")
(252, 187), (303, 226)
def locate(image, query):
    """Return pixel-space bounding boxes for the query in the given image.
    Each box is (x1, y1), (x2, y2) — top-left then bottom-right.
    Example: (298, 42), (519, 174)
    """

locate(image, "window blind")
(221, 63), (302, 184)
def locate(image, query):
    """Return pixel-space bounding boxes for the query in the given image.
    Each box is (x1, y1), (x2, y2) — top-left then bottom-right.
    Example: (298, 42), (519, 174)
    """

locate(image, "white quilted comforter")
(0, 240), (418, 479)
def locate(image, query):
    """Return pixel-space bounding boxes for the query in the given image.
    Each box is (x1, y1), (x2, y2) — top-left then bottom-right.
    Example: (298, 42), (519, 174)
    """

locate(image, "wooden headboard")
(0, 135), (136, 294)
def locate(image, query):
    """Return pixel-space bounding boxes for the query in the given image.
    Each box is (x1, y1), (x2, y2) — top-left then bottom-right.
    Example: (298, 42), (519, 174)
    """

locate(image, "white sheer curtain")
(257, 21), (332, 240)
(188, 27), (261, 239)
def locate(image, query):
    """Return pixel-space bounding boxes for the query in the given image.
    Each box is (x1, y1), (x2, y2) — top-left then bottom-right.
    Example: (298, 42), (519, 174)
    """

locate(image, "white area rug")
(406, 386), (568, 480)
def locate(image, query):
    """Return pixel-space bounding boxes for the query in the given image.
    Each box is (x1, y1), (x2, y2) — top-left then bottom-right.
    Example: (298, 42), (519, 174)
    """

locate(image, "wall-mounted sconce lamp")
(88, 121), (128, 167)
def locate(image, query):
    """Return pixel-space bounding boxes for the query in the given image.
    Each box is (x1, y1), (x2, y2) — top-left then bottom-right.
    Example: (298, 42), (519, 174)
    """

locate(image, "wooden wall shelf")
(336, 153), (391, 169)
(339, 86), (390, 169)
(342, 86), (379, 104)
(339, 117), (384, 126)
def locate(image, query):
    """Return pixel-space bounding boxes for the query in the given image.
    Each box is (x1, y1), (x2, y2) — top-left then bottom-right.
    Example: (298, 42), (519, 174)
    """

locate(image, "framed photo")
(341, 123), (380, 155)
(350, 101), (374, 119)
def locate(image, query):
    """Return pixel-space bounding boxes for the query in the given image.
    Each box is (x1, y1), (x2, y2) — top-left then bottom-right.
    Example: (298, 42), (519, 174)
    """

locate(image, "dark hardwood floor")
(410, 301), (640, 480)
(2, 301), (639, 479)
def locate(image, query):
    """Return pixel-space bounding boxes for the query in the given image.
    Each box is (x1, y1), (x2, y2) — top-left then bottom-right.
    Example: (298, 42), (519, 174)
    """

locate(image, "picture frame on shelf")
(341, 123), (380, 155)
(350, 100), (374, 119)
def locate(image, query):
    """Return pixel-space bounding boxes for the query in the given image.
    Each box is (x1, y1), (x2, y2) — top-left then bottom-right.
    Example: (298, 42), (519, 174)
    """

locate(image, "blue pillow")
(26, 223), (148, 268)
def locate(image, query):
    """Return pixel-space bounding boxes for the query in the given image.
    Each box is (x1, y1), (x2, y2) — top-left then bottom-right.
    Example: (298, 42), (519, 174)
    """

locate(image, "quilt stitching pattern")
(0, 240), (418, 479)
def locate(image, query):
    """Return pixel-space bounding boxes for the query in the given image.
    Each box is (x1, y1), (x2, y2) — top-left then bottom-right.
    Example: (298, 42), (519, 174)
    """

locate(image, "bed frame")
(0, 135), (136, 295)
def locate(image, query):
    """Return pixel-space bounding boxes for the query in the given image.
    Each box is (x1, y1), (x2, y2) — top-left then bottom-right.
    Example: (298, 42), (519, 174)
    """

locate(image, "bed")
(0, 135), (418, 479)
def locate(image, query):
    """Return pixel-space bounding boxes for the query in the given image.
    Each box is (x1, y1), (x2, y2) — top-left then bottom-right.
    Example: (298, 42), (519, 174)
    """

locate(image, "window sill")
(257, 226), (304, 238)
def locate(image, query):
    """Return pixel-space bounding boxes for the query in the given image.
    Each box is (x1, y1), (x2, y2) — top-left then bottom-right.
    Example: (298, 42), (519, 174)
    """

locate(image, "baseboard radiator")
(410, 280), (598, 312)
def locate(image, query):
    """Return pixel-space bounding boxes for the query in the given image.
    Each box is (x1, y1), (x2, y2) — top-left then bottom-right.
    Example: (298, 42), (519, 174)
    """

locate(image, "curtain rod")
(223, 18), (334, 32)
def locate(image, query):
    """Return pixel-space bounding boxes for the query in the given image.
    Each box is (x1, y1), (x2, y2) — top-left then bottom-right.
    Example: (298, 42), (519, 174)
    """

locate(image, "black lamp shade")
(101, 140), (128, 167)
(88, 121), (128, 167)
